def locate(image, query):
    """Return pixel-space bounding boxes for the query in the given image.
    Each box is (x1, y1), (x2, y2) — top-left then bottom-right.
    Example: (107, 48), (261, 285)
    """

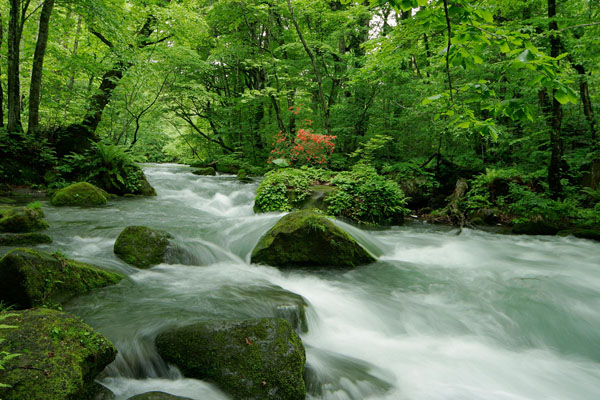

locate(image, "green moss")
(138, 175), (157, 196)
(127, 392), (193, 400)
(0, 308), (117, 400)
(50, 182), (108, 207)
(155, 318), (305, 400)
(113, 226), (172, 269)
(0, 232), (52, 245)
(0, 248), (123, 309)
(0, 204), (49, 233)
(251, 210), (376, 268)
(192, 167), (216, 176)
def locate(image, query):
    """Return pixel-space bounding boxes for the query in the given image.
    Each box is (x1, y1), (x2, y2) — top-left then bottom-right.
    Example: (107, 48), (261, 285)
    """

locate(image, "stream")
(5, 163), (600, 400)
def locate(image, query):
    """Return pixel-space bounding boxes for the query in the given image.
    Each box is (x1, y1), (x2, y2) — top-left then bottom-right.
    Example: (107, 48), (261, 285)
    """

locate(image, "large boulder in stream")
(0, 204), (49, 233)
(155, 318), (306, 400)
(50, 182), (108, 207)
(192, 167), (216, 176)
(0, 308), (117, 400)
(0, 248), (123, 309)
(114, 226), (172, 269)
(251, 210), (375, 268)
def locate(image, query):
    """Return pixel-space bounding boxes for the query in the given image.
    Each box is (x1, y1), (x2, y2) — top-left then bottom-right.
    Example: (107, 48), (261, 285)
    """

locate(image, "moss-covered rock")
(251, 210), (375, 268)
(192, 167), (216, 176)
(237, 169), (253, 183)
(114, 226), (172, 269)
(138, 174), (157, 196)
(0, 204), (49, 233)
(155, 318), (306, 400)
(0, 308), (117, 400)
(0, 248), (123, 309)
(0, 232), (52, 245)
(512, 220), (561, 235)
(127, 392), (193, 400)
(51, 182), (108, 207)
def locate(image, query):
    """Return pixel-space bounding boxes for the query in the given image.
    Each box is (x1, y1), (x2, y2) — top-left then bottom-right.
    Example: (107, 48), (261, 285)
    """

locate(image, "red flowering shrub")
(268, 122), (336, 167)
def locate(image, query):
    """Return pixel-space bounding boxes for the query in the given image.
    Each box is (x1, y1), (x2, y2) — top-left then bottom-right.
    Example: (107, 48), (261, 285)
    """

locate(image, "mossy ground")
(113, 226), (171, 268)
(0, 248), (123, 309)
(155, 318), (306, 400)
(251, 210), (376, 268)
(0, 308), (117, 400)
(50, 182), (108, 207)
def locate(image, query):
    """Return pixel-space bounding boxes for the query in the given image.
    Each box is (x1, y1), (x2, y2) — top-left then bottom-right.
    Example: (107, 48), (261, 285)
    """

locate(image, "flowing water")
(4, 163), (600, 400)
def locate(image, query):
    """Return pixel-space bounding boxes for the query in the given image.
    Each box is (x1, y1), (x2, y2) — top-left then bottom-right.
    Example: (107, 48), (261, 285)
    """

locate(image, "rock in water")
(251, 210), (375, 268)
(50, 182), (108, 207)
(0, 204), (49, 233)
(114, 226), (172, 268)
(0, 248), (123, 309)
(155, 318), (306, 400)
(0, 308), (117, 400)
(127, 393), (193, 400)
(192, 167), (216, 176)
(0, 232), (52, 245)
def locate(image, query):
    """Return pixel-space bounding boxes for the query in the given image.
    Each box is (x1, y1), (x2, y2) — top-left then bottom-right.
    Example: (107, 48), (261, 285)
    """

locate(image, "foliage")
(268, 122), (337, 167)
(0, 311), (19, 389)
(326, 164), (408, 225)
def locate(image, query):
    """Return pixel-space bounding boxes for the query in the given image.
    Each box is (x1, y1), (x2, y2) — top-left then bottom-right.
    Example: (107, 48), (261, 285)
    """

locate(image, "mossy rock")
(127, 392), (193, 400)
(0, 232), (52, 246)
(51, 182), (108, 207)
(237, 169), (253, 183)
(512, 220), (562, 236)
(192, 167), (216, 176)
(0, 204), (49, 233)
(138, 174), (157, 196)
(0, 248), (123, 309)
(563, 229), (600, 242)
(155, 318), (306, 400)
(251, 210), (375, 268)
(114, 226), (172, 269)
(0, 308), (117, 400)
(216, 161), (240, 174)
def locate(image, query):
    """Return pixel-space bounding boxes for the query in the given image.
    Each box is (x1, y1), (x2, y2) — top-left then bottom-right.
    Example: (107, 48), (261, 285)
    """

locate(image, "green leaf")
(554, 88), (570, 104)
(499, 41), (510, 53)
(422, 94), (442, 105)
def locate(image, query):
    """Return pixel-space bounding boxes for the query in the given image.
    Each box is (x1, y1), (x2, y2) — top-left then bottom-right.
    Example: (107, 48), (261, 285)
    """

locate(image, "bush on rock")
(155, 318), (306, 400)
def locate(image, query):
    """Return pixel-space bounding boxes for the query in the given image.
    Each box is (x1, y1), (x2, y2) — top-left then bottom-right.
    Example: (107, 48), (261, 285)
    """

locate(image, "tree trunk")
(571, 63), (597, 146)
(0, 11), (4, 127)
(28, 0), (55, 136)
(7, 0), (27, 133)
(547, 0), (563, 198)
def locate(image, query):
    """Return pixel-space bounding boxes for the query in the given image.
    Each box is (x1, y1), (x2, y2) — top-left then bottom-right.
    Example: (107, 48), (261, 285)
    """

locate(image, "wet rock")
(512, 220), (561, 236)
(138, 174), (157, 196)
(114, 226), (172, 269)
(0, 248), (123, 309)
(0, 204), (49, 233)
(127, 392), (193, 400)
(0, 232), (52, 245)
(251, 210), (375, 268)
(50, 182), (108, 207)
(237, 169), (252, 183)
(155, 318), (306, 400)
(469, 208), (499, 226)
(192, 167), (216, 176)
(0, 308), (117, 400)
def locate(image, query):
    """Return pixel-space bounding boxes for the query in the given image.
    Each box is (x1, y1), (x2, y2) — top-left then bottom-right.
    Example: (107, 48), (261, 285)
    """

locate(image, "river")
(10, 164), (600, 399)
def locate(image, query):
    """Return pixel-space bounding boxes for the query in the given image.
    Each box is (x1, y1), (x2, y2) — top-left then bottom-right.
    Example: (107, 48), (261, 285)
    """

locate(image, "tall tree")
(28, 0), (55, 136)
(7, 0), (30, 133)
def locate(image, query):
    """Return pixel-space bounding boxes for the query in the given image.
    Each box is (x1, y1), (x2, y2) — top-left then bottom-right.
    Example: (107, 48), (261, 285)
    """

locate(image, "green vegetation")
(0, 308), (117, 400)
(0, 203), (49, 233)
(0, 0), (597, 233)
(155, 318), (306, 400)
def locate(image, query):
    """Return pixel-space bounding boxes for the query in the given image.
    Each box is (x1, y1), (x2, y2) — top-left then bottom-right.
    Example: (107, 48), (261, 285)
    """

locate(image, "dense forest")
(1, 0), (599, 232)
(1, 1), (600, 399)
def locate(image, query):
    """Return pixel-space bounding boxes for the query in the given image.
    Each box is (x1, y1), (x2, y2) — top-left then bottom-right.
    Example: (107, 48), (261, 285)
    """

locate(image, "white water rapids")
(6, 164), (600, 400)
